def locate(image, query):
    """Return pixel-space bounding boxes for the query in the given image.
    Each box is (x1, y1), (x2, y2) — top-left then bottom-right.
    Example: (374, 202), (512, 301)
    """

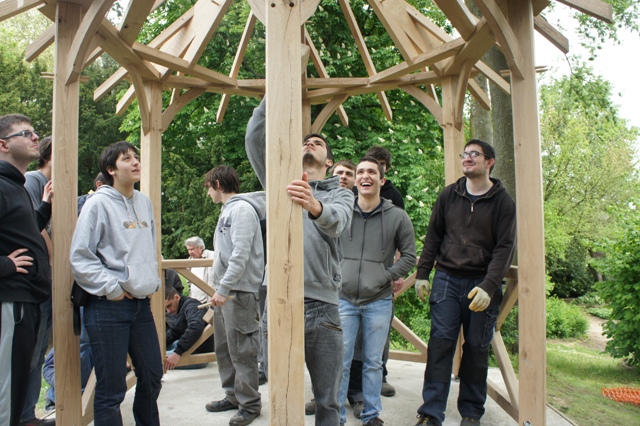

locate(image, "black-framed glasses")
(1, 130), (39, 140)
(459, 150), (489, 160)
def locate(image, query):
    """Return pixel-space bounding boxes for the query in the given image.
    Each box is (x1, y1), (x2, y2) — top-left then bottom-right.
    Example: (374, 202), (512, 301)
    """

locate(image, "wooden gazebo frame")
(1, 0), (613, 424)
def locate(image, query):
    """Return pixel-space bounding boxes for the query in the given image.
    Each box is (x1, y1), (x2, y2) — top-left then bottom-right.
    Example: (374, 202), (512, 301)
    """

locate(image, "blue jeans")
(84, 296), (163, 426)
(20, 299), (52, 421)
(304, 301), (344, 426)
(417, 271), (502, 425)
(338, 296), (393, 425)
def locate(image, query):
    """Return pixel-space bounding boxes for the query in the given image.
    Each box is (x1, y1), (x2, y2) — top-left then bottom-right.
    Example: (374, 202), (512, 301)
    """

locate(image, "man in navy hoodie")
(0, 114), (52, 426)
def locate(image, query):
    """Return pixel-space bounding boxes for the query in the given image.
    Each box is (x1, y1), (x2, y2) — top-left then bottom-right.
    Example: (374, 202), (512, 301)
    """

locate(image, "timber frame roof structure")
(0, 0), (612, 425)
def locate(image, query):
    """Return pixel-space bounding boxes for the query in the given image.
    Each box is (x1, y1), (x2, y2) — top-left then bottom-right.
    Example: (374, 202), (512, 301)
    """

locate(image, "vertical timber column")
(266, 0), (305, 424)
(139, 81), (165, 354)
(441, 77), (463, 184)
(51, 3), (82, 425)
(509, 1), (547, 425)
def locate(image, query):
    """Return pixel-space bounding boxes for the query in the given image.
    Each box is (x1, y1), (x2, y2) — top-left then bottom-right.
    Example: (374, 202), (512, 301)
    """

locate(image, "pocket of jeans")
(320, 308), (342, 333)
(429, 271), (449, 304)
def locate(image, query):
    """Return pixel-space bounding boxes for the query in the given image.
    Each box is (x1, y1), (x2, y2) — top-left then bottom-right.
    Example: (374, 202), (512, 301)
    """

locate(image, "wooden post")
(139, 81), (165, 355)
(508, 1), (547, 424)
(266, 0), (305, 424)
(441, 76), (463, 184)
(51, 2), (82, 424)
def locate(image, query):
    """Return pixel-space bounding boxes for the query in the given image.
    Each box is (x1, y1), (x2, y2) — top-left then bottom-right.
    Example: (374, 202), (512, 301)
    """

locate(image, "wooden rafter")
(555, 0), (613, 22)
(431, 0), (478, 40)
(534, 15), (569, 54)
(0, 0), (43, 22)
(25, 24), (55, 62)
(119, 0), (158, 45)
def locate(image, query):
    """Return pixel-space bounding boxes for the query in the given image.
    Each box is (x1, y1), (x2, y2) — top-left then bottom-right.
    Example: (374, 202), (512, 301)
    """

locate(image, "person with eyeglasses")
(0, 114), (53, 426)
(413, 139), (516, 426)
(70, 141), (163, 426)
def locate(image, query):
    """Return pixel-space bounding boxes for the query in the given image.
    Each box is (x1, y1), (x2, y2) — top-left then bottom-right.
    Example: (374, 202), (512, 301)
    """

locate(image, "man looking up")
(0, 114), (52, 426)
(203, 165), (264, 426)
(337, 157), (416, 426)
(414, 139), (516, 426)
(245, 99), (354, 426)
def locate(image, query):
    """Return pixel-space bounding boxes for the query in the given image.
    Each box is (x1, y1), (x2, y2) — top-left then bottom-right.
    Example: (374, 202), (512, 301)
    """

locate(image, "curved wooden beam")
(454, 59), (474, 130)
(400, 84), (443, 126)
(311, 94), (349, 134)
(162, 88), (205, 131)
(473, 0), (524, 80)
(129, 70), (151, 134)
(65, 0), (117, 85)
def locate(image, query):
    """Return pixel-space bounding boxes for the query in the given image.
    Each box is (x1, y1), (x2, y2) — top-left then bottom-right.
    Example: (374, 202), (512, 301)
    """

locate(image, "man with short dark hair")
(364, 145), (404, 209)
(203, 165), (264, 426)
(246, 99), (354, 426)
(71, 141), (163, 426)
(0, 114), (53, 426)
(330, 159), (356, 190)
(414, 139), (516, 426)
(338, 156), (416, 426)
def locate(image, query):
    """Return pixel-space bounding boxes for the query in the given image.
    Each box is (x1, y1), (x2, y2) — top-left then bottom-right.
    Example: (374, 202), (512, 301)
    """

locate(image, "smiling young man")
(413, 140), (516, 426)
(70, 141), (163, 426)
(337, 156), (416, 426)
(0, 114), (53, 426)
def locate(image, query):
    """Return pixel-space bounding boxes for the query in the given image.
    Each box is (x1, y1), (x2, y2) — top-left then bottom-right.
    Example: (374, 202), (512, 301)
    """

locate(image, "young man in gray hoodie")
(70, 141), (163, 426)
(245, 99), (354, 425)
(337, 157), (416, 426)
(202, 165), (265, 426)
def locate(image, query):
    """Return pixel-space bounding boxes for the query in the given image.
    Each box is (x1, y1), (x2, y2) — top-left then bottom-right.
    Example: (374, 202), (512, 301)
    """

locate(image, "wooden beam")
(305, 28), (349, 125)
(492, 331), (520, 413)
(441, 76), (464, 183)
(132, 42), (236, 86)
(181, 0), (233, 64)
(311, 94), (349, 134)
(454, 59), (473, 129)
(442, 19), (493, 76)
(116, 85), (136, 116)
(487, 378), (519, 420)
(25, 24), (55, 62)
(473, 0), (525, 79)
(266, 0), (305, 423)
(406, 4), (451, 43)
(65, 0), (117, 85)
(475, 61), (511, 95)
(508, 1), (547, 424)
(217, 13), (257, 123)
(555, 0), (613, 23)
(366, 0), (422, 61)
(162, 88), (205, 131)
(391, 316), (428, 355)
(51, 3), (83, 424)
(94, 68), (128, 101)
(338, 0), (391, 120)
(80, 371), (95, 425)
(119, 0), (157, 44)
(0, 0), (43, 22)
(400, 84), (443, 126)
(467, 78), (491, 110)
(431, 0), (478, 40)
(130, 71), (151, 134)
(534, 15), (569, 54)
(389, 350), (426, 363)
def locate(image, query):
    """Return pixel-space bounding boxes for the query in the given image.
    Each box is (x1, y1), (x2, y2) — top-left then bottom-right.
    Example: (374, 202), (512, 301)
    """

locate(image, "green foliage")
(392, 291), (431, 349)
(572, 292), (606, 308)
(595, 208), (640, 366)
(547, 238), (596, 298)
(588, 307), (612, 320)
(546, 297), (588, 339)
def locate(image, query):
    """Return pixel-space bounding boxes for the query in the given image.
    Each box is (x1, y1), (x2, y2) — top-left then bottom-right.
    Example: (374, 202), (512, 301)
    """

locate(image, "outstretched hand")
(468, 287), (490, 312)
(287, 172), (323, 217)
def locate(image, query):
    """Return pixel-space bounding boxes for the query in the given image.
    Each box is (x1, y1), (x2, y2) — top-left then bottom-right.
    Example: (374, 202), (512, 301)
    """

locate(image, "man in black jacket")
(414, 139), (516, 426)
(164, 286), (214, 370)
(0, 114), (53, 426)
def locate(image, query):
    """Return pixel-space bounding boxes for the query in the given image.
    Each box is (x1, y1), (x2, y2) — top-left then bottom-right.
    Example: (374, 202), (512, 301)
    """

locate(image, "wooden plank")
(508, 1), (547, 424)
(119, 0), (157, 44)
(474, 0), (525, 79)
(487, 378), (519, 420)
(162, 88), (205, 131)
(65, 0), (117, 84)
(25, 24), (55, 62)
(337, 0), (391, 120)
(391, 316), (428, 354)
(311, 94), (349, 134)
(173, 268), (215, 298)
(442, 20), (493, 76)
(389, 350), (426, 363)
(497, 276), (519, 329)
(217, 13), (257, 123)
(441, 77), (464, 183)
(400, 85), (443, 126)
(181, 0), (233, 64)
(175, 352), (217, 366)
(406, 4), (450, 43)
(132, 42), (236, 85)
(139, 81), (165, 356)
(534, 15), (569, 54)
(475, 61), (511, 95)
(51, 4), (83, 425)
(431, 0), (478, 40)
(555, 0), (613, 23)
(366, 0), (422, 61)
(266, 0), (305, 423)
(0, 0), (43, 22)
(94, 68), (128, 101)
(247, 0), (266, 24)
(492, 331), (520, 412)
(116, 85), (136, 116)
(80, 370), (95, 426)
(305, 28), (349, 125)
(162, 258), (213, 268)
(468, 78), (491, 111)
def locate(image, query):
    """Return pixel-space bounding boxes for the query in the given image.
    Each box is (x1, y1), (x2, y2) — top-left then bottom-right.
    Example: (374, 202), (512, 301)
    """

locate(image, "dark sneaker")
(364, 417), (384, 426)
(205, 398), (238, 412)
(304, 399), (316, 415)
(19, 419), (55, 426)
(258, 371), (267, 385)
(229, 409), (259, 426)
(352, 401), (364, 419)
(380, 379), (396, 397)
(460, 417), (481, 426)
(415, 414), (438, 426)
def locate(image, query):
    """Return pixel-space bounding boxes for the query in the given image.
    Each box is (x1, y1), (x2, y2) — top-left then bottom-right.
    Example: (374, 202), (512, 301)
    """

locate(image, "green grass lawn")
(546, 341), (640, 425)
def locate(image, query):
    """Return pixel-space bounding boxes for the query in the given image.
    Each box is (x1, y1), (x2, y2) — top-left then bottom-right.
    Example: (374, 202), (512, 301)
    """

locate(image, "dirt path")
(582, 314), (608, 352)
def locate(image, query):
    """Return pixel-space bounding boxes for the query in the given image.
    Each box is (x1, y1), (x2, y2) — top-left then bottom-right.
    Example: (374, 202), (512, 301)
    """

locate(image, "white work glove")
(414, 279), (430, 302)
(468, 287), (490, 312)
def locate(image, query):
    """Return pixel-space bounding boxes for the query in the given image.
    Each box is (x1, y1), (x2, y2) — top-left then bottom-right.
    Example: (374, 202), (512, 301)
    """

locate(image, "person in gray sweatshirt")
(337, 157), (416, 426)
(70, 141), (162, 426)
(203, 165), (264, 426)
(245, 98), (354, 426)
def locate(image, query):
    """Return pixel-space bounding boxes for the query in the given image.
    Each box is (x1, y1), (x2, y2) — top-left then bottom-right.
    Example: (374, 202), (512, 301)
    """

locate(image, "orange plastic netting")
(602, 387), (640, 406)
